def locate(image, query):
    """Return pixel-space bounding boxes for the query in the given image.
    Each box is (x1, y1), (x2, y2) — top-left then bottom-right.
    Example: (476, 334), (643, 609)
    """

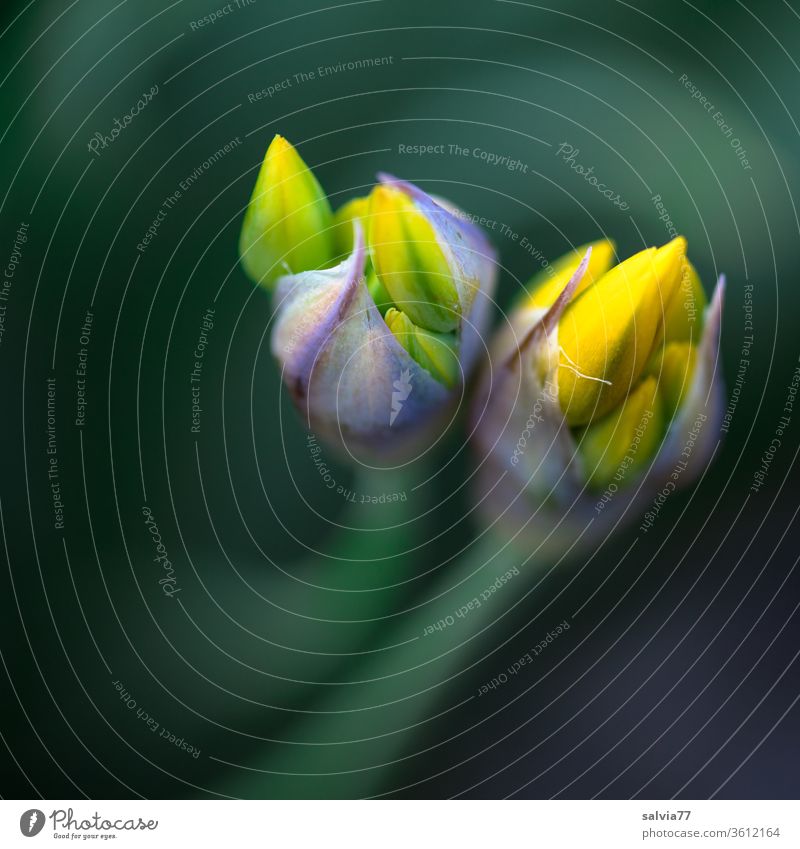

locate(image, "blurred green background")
(1, 0), (798, 799)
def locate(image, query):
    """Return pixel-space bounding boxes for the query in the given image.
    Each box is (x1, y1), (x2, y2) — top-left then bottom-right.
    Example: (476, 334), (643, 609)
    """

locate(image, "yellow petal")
(239, 135), (334, 286)
(645, 340), (698, 420)
(385, 307), (459, 387)
(368, 185), (459, 333)
(525, 239), (616, 310)
(557, 237), (686, 426)
(577, 376), (664, 488)
(663, 259), (707, 343)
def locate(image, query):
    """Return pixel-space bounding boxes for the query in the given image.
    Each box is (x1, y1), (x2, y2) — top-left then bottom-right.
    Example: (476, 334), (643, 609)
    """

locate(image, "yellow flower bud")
(557, 236), (686, 426)
(470, 233), (725, 555)
(239, 135), (334, 287)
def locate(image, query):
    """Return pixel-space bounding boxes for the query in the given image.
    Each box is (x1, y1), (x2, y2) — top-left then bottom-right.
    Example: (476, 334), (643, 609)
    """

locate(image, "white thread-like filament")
(558, 346), (613, 386)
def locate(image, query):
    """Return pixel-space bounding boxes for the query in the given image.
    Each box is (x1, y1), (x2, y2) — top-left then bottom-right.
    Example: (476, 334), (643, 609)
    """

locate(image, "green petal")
(645, 340), (698, 420)
(366, 269), (394, 315)
(368, 184), (460, 333)
(385, 307), (459, 387)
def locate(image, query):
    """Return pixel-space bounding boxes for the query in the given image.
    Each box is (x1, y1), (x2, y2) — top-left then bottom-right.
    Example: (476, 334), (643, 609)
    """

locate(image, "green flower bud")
(368, 183), (464, 333)
(268, 179), (498, 459)
(239, 134), (334, 287)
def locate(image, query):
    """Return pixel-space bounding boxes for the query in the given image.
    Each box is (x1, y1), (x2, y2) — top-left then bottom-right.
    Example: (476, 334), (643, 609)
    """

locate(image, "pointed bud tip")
(370, 182), (411, 216)
(662, 235), (687, 257)
(655, 236), (687, 285)
(263, 134), (303, 172)
(268, 133), (289, 151)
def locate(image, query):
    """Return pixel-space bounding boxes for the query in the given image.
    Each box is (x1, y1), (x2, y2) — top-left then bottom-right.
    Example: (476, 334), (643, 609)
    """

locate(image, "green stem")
(202, 467), (427, 719)
(225, 532), (523, 798)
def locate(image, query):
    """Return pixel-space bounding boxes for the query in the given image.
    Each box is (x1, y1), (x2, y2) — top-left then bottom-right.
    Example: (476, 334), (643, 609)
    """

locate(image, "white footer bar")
(3, 800), (796, 848)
